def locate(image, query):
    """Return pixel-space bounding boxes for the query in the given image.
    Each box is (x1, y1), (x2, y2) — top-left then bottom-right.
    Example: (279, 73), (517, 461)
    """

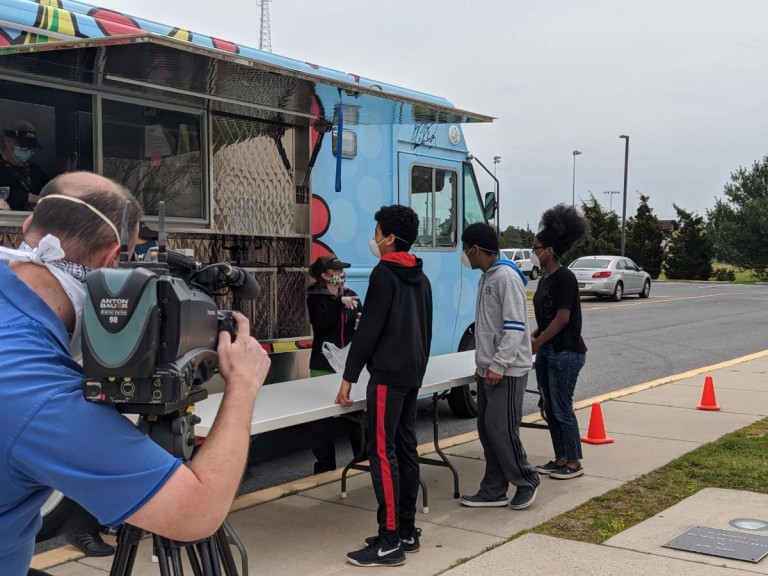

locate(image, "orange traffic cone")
(697, 376), (720, 411)
(580, 402), (614, 445)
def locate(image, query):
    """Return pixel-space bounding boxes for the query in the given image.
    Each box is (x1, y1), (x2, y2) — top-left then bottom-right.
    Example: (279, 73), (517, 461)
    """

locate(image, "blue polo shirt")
(0, 262), (181, 575)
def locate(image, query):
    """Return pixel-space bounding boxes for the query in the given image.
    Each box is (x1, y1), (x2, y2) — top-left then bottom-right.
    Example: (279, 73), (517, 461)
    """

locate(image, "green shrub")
(711, 268), (736, 282)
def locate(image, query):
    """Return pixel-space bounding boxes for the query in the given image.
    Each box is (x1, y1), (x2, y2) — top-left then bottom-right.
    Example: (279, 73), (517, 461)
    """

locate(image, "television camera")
(81, 202), (256, 574)
(82, 202), (261, 418)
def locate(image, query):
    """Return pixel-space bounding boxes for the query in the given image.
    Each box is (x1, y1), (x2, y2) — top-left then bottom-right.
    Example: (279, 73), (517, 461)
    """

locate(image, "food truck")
(1, 0), (502, 538)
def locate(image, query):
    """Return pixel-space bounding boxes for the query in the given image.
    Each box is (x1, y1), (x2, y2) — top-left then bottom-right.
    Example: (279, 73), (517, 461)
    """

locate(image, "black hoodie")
(343, 253), (433, 388)
(307, 284), (362, 372)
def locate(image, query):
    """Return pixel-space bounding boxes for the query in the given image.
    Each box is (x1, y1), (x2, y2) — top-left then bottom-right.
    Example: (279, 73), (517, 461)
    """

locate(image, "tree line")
(498, 154), (768, 281)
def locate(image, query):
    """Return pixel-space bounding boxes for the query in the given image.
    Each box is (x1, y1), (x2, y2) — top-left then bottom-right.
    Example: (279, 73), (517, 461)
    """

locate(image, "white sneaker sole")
(346, 556), (406, 567)
(459, 498), (510, 508)
(550, 468), (584, 480)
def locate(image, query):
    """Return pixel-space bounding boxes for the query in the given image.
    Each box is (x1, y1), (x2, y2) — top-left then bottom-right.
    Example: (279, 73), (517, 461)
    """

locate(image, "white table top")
(193, 351), (476, 437)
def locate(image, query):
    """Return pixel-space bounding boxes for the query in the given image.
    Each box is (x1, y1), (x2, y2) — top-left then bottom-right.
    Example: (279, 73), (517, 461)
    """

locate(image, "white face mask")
(530, 250), (540, 269)
(369, 237), (386, 259)
(0, 235), (88, 359)
(461, 248), (473, 269)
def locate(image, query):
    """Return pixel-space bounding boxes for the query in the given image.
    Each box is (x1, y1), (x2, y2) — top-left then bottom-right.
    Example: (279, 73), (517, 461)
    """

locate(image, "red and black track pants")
(365, 382), (420, 546)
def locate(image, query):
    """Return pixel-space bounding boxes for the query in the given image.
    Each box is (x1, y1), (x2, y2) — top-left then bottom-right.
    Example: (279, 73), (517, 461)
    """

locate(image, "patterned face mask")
(327, 272), (346, 287)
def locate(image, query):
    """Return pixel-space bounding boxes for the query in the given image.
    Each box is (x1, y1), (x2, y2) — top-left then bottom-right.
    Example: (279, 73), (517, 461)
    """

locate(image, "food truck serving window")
(101, 99), (204, 220)
(0, 79), (93, 216)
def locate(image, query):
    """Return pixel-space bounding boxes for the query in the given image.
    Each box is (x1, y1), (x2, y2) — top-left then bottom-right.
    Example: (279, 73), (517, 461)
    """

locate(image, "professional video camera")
(82, 202), (261, 416)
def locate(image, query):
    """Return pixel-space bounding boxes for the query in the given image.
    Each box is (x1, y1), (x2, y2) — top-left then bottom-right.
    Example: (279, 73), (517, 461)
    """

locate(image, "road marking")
(525, 291), (760, 319)
(579, 292), (759, 313)
(568, 348), (768, 410)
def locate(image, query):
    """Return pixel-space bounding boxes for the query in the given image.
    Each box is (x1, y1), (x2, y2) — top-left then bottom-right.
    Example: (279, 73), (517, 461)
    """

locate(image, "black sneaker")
(535, 460), (564, 475)
(509, 486), (538, 510)
(365, 528), (421, 553)
(65, 529), (115, 557)
(347, 537), (405, 567)
(399, 527), (422, 553)
(459, 493), (509, 507)
(550, 464), (584, 480)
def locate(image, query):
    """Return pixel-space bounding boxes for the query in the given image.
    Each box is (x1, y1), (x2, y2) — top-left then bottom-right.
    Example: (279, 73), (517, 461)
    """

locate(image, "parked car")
(569, 255), (651, 301)
(501, 248), (539, 279)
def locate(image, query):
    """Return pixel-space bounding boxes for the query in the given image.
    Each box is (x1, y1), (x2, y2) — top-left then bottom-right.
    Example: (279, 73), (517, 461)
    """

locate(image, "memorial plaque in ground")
(664, 525), (768, 563)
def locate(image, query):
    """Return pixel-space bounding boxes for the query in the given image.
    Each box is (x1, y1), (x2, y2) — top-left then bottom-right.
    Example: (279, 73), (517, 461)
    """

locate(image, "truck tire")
(36, 491), (77, 542)
(447, 331), (478, 418)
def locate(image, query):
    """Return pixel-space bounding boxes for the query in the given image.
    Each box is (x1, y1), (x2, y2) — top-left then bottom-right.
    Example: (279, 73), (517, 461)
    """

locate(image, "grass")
(532, 418), (768, 544)
(657, 263), (761, 283)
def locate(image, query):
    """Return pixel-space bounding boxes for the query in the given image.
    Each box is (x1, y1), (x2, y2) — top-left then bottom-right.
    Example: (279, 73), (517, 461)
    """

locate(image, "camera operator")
(0, 171), (270, 576)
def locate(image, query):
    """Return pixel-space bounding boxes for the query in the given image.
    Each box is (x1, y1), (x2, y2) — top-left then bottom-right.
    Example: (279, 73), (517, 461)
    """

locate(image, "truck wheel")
(36, 491), (77, 542)
(447, 332), (477, 418)
(529, 267), (539, 280)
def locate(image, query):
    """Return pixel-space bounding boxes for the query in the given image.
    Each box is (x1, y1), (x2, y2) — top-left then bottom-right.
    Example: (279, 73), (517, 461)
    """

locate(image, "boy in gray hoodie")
(459, 223), (540, 509)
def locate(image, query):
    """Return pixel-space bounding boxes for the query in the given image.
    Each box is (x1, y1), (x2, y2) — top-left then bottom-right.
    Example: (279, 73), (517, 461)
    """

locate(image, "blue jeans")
(535, 344), (586, 461)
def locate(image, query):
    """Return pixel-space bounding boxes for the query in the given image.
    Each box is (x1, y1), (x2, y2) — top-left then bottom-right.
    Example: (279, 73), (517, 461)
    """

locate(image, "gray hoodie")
(474, 260), (532, 378)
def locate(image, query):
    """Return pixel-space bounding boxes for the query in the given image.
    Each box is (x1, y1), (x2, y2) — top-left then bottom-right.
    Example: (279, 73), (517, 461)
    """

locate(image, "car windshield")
(571, 258), (611, 269)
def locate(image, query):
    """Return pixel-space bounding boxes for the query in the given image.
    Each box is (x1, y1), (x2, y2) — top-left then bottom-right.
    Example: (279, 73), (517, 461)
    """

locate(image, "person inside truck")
(307, 254), (363, 473)
(0, 120), (49, 211)
(132, 221), (159, 261)
(0, 171), (270, 576)
(335, 205), (432, 567)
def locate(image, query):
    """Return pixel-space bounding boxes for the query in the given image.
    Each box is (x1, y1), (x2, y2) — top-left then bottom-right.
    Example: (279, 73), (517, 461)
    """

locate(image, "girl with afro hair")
(531, 204), (589, 480)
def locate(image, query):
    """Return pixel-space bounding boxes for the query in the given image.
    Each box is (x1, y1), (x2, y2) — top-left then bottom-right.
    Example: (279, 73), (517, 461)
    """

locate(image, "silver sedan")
(569, 255), (651, 301)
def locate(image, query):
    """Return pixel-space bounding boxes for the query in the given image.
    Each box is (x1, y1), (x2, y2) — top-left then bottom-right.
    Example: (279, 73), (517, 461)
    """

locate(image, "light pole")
(493, 155), (501, 177)
(572, 150), (582, 206)
(619, 135), (629, 256)
(603, 190), (620, 212)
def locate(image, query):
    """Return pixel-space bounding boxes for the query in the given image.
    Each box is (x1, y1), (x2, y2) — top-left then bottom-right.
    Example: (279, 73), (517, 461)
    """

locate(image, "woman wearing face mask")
(0, 120), (49, 211)
(531, 204), (589, 480)
(306, 254), (363, 473)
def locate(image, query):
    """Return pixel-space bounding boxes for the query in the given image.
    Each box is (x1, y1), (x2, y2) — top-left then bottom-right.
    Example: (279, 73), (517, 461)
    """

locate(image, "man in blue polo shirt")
(0, 171), (271, 575)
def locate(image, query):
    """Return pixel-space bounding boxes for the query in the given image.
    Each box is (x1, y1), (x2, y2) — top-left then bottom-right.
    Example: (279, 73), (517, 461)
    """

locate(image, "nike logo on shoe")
(378, 547), (400, 557)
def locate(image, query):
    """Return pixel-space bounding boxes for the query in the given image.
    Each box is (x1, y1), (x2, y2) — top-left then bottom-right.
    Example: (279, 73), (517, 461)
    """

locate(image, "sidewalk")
(36, 352), (768, 575)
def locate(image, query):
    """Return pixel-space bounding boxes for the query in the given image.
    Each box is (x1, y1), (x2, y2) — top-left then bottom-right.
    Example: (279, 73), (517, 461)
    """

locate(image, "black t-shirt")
(533, 266), (587, 353)
(0, 160), (49, 211)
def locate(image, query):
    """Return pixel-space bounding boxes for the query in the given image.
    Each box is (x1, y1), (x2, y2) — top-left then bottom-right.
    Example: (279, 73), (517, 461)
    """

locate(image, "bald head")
(26, 172), (143, 266)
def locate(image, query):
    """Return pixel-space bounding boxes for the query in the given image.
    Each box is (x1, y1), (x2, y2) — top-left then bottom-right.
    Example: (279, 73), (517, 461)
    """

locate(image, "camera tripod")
(109, 402), (248, 576)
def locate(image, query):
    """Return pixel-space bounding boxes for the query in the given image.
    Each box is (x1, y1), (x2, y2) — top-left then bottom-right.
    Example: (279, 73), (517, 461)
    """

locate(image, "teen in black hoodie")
(336, 205), (432, 567)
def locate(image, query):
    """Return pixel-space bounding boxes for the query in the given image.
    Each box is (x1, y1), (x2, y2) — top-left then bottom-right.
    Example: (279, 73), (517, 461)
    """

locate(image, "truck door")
(397, 153), (463, 353)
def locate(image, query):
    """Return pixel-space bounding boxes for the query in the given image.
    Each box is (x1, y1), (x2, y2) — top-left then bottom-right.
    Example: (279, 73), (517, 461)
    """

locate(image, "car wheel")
(447, 332), (478, 418)
(529, 267), (539, 280)
(610, 281), (623, 302)
(639, 279), (651, 299)
(36, 492), (78, 542)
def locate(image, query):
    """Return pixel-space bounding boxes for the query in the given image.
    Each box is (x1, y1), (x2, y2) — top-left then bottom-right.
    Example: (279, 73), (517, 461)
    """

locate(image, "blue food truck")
(0, 0), (499, 535)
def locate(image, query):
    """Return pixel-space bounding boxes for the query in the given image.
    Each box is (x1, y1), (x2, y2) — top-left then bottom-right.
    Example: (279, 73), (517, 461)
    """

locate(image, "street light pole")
(493, 155), (501, 177)
(619, 135), (629, 256)
(603, 190), (620, 212)
(572, 150), (582, 207)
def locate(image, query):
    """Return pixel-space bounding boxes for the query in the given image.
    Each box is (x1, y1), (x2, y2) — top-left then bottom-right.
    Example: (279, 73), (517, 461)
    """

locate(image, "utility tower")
(258, 0), (272, 52)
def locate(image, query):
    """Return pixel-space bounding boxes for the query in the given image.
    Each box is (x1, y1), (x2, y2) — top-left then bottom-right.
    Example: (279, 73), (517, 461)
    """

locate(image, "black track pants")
(366, 382), (420, 546)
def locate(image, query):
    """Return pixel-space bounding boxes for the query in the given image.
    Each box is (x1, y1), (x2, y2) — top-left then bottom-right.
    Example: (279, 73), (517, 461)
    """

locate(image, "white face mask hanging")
(0, 194), (122, 360)
(0, 235), (88, 359)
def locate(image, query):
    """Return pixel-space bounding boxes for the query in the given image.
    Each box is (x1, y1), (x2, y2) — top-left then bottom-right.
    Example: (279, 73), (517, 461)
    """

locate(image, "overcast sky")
(94, 0), (768, 231)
